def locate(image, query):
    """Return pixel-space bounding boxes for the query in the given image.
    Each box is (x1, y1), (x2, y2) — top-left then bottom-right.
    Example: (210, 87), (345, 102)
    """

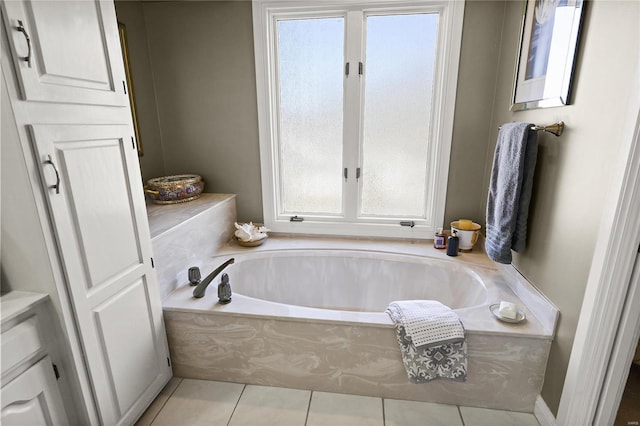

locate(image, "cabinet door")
(29, 124), (171, 426)
(1, 356), (69, 426)
(0, 0), (127, 106)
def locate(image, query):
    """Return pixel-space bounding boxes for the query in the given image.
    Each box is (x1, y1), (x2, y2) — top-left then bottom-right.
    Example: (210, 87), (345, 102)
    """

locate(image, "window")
(253, 0), (464, 238)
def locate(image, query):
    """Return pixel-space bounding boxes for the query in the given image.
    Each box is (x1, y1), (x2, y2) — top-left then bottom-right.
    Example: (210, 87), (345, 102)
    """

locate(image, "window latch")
(358, 62), (363, 75)
(290, 216), (304, 222)
(345, 62), (350, 76)
(356, 167), (361, 181)
(344, 168), (348, 180)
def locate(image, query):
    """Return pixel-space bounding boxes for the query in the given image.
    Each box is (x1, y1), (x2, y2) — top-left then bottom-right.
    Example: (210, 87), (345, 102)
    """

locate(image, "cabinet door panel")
(94, 278), (162, 416)
(0, 0), (127, 106)
(29, 124), (171, 426)
(61, 140), (140, 288)
(1, 356), (69, 426)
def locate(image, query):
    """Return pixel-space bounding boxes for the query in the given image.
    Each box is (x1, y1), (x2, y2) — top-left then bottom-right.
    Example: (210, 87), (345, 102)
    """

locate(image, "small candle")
(458, 219), (473, 230)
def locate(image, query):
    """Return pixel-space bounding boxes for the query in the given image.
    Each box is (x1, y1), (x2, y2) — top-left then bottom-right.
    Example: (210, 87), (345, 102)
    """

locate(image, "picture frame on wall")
(511, 0), (585, 111)
(118, 22), (144, 156)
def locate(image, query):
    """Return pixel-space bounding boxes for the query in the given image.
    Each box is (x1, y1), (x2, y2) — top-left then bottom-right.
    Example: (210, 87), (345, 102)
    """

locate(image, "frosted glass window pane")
(360, 14), (438, 217)
(277, 18), (344, 214)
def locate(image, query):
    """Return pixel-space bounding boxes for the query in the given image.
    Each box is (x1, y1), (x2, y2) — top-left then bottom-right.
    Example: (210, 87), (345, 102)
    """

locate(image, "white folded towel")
(385, 300), (464, 348)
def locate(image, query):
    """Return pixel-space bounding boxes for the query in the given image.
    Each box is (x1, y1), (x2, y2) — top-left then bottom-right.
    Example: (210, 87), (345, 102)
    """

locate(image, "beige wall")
(133, 1), (262, 222)
(485, 0), (640, 414)
(115, 1), (167, 182)
(444, 0), (506, 226)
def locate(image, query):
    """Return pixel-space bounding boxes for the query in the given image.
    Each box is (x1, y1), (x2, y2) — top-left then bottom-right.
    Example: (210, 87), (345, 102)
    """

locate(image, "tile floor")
(136, 378), (540, 426)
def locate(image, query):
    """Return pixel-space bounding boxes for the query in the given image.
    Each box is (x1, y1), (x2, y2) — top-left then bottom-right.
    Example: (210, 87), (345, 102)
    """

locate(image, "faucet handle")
(188, 266), (201, 286)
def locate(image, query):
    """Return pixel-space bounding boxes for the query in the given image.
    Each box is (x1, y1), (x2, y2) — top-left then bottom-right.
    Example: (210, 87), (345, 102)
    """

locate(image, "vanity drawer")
(1, 316), (44, 377)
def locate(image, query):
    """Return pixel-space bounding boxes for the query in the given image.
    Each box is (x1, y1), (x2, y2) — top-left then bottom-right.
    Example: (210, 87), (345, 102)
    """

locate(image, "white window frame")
(253, 0), (465, 239)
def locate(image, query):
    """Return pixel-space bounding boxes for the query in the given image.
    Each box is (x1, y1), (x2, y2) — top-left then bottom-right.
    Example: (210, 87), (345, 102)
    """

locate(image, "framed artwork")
(511, 0), (585, 111)
(118, 22), (143, 156)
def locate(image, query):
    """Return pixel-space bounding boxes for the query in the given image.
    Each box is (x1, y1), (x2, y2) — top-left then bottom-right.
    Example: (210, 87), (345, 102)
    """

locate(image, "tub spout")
(193, 258), (235, 298)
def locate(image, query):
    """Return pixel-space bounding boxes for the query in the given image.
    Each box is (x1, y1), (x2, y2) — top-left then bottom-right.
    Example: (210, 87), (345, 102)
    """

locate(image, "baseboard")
(535, 395), (556, 426)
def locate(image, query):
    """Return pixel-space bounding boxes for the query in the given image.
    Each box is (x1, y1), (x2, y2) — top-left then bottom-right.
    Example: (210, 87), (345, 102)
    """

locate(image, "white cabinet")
(1, 357), (68, 426)
(0, 0), (128, 106)
(30, 124), (171, 425)
(1, 293), (69, 426)
(1, 1), (171, 424)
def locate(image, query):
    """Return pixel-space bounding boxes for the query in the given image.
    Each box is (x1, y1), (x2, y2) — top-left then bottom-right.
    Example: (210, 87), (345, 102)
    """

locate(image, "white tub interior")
(227, 251), (488, 311)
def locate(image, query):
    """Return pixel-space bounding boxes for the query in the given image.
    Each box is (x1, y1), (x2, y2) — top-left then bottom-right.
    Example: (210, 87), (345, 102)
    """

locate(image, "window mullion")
(343, 10), (364, 222)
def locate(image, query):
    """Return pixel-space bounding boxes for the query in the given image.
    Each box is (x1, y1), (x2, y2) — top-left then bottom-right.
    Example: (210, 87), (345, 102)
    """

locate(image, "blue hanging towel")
(485, 122), (538, 264)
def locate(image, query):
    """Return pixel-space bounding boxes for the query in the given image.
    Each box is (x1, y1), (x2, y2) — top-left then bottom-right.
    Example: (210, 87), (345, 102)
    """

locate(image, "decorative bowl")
(144, 174), (204, 204)
(233, 235), (267, 247)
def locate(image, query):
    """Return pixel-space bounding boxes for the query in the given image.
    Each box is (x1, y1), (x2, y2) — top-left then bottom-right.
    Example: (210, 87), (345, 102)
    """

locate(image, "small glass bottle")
(447, 231), (459, 256)
(434, 227), (446, 249)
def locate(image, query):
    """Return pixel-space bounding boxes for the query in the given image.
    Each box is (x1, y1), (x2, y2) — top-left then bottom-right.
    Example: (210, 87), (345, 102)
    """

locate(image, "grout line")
(227, 384), (247, 426)
(304, 391), (313, 426)
(381, 397), (386, 426)
(458, 406), (466, 426)
(147, 377), (183, 426)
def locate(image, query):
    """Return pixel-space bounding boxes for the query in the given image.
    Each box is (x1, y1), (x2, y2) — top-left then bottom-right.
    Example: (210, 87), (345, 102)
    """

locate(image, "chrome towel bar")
(500, 121), (565, 137)
(531, 122), (564, 136)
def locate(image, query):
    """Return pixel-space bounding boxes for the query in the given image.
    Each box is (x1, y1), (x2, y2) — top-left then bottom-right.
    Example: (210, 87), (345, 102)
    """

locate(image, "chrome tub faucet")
(190, 258), (235, 299)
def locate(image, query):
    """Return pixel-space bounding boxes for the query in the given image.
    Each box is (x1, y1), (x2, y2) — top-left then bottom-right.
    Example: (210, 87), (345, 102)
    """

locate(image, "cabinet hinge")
(52, 363), (60, 380)
(123, 80), (127, 95)
(131, 137), (135, 150)
(151, 257), (155, 268)
(167, 357), (171, 367)
(290, 216), (304, 222)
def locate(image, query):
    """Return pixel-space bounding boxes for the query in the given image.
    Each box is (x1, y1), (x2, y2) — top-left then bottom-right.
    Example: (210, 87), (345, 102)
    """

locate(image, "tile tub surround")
(148, 194), (236, 299)
(164, 310), (551, 412)
(162, 237), (558, 412)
